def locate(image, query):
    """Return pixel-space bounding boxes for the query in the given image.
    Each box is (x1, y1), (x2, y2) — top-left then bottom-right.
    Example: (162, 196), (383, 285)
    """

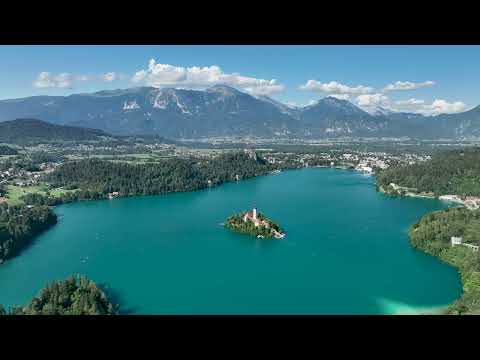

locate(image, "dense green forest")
(0, 203), (57, 263)
(409, 207), (480, 314)
(225, 212), (283, 238)
(376, 148), (480, 196)
(0, 275), (118, 315)
(0, 118), (109, 144)
(0, 145), (18, 155)
(24, 152), (273, 206)
(377, 149), (480, 313)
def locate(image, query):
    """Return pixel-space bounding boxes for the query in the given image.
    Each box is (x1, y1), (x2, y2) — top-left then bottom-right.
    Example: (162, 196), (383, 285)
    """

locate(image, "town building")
(107, 192), (120, 200)
(451, 236), (463, 246)
(451, 236), (479, 251)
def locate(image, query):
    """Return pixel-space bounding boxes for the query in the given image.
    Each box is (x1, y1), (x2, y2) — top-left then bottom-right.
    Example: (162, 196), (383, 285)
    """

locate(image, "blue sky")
(0, 45), (479, 114)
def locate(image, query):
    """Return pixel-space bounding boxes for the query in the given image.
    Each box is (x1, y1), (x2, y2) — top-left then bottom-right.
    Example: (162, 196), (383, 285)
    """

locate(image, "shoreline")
(51, 166), (355, 208)
(377, 185), (436, 200)
(48, 167), (465, 315)
(376, 184), (468, 315)
(3, 165), (463, 315)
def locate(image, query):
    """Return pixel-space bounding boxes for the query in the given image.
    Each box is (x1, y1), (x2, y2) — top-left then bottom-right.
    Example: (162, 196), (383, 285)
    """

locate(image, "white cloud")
(356, 93), (389, 107)
(131, 59), (285, 96)
(34, 72), (74, 88)
(299, 80), (374, 95)
(242, 81), (284, 96)
(383, 80), (435, 92)
(420, 99), (466, 115)
(102, 72), (117, 82)
(388, 98), (465, 115)
(132, 70), (147, 83)
(34, 71), (120, 88)
(300, 78), (436, 98)
(140, 60), (187, 85)
(76, 75), (90, 82)
(366, 97), (467, 115)
(395, 98), (425, 106)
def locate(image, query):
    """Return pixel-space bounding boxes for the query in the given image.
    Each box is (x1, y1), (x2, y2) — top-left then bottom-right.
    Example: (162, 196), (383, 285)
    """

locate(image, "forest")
(0, 118), (108, 144)
(0, 203), (57, 263)
(27, 152), (274, 204)
(409, 207), (480, 314)
(0, 275), (118, 315)
(376, 147), (480, 196)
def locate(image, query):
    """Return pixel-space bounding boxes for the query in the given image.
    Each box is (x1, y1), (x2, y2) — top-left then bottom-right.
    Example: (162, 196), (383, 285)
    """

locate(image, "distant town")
(0, 136), (439, 205)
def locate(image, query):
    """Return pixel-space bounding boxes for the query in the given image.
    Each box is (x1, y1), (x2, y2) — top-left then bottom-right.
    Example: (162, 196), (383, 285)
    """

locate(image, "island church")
(243, 207), (264, 227)
(236, 207), (285, 239)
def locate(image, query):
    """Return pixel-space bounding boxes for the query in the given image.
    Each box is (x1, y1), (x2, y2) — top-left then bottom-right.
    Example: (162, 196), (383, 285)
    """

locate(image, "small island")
(225, 207), (286, 239)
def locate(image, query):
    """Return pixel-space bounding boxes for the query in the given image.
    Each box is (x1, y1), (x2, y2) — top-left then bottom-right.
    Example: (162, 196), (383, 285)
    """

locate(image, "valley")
(1, 43), (480, 317)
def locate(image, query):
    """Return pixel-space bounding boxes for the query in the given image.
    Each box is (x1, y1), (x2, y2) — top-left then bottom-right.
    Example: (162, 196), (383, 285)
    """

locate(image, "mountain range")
(0, 85), (479, 139)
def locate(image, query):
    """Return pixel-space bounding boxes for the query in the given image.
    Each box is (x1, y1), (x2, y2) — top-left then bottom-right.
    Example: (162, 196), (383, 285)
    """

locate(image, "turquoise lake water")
(0, 168), (463, 314)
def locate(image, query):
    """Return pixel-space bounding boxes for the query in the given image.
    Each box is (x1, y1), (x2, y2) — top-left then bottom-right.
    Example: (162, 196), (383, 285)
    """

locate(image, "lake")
(0, 168), (462, 314)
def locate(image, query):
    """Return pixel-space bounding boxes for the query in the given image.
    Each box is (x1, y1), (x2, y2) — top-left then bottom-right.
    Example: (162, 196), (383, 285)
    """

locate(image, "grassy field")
(5, 184), (77, 205)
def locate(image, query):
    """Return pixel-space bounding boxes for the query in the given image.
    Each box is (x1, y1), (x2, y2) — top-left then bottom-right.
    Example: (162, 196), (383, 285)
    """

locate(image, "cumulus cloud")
(132, 70), (147, 83)
(299, 80), (374, 95)
(102, 72), (117, 82)
(34, 72), (74, 88)
(33, 71), (120, 88)
(420, 99), (466, 115)
(395, 98), (425, 106)
(389, 98), (466, 115)
(354, 93), (466, 115)
(300, 79), (436, 97)
(356, 93), (389, 107)
(383, 80), (435, 92)
(131, 59), (285, 96)
(369, 97), (466, 115)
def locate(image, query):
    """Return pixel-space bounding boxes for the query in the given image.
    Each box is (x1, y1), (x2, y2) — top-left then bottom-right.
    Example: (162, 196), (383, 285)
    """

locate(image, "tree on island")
(225, 209), (285, 239)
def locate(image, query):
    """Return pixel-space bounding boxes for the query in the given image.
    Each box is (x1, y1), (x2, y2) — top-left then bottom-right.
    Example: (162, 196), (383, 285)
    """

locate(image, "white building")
(451, 236), (463, 246)
(451, 236), (479, 251)
(243, 207), (260, 226)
